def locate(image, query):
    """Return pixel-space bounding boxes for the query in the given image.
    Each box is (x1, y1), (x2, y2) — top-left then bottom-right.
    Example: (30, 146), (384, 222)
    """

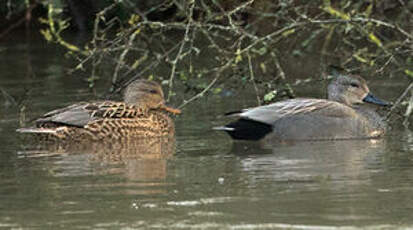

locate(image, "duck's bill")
(161, 105), (181, 114)
(363, 93), (390, 106)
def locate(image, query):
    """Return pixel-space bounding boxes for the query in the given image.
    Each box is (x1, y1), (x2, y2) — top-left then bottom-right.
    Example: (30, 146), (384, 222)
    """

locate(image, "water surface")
(0, 31), (412, 229)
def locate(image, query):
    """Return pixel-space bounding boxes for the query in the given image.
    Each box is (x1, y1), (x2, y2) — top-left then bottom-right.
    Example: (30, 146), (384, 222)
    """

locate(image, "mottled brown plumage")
(17, 80), (180, 141)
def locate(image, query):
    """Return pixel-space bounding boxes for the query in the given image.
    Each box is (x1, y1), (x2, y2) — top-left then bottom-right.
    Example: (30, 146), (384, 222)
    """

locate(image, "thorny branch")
(41, 0), (412, 126)
(167, 0), (195, 102)
(385, 82), (413, 125)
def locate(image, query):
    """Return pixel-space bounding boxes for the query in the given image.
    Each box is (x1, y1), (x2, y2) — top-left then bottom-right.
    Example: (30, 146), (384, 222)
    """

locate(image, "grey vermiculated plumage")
(216, 72), (389, 141)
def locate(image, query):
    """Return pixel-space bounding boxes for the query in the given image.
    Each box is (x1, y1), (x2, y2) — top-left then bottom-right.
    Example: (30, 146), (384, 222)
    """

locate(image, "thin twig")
(0, 1), (38, 40)
(178, 59), (234, 109)
(385, 82), (413, 120)
(167, 0), (195, 102)
(247, 52), (261, 105)
(403, 92), (413, 127)
(111, 30), (139, 86)
(108, 42), (182, 97)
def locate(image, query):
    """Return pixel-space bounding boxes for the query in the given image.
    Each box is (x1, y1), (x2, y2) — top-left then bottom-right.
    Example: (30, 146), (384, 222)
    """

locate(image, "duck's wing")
(36, 102), (92, 127)
(236, 98), (357, 125)
(35, 101), (149, 128)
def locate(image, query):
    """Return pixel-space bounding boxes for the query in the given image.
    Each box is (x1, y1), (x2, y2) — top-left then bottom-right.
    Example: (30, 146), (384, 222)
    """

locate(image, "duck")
(17, 79), (181, 141)
(214, 71), (389, 141)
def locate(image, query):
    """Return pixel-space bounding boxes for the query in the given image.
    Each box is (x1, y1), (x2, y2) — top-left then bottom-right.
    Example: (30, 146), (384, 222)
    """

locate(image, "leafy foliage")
(2, 0), (412, 126)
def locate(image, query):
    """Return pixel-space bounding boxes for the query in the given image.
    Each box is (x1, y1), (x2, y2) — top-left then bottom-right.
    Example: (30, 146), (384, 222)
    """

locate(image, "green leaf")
(131, 55), (148, 69)
(260, 63), (267, 73)
(254, 47), (267, 55)
(40, 29), (53, 42)
(368, 33), (383, 48)
(344, 23), (353, 34)
(179, 72), (187, 81)
(235, 48), (242, 63)
(263, 91), (277, 102)
(128, 14), (140, 25)
(353, 53), (374, 66)
(323, 6), (350, 20)
(364, 3), (373, 17)
(213, 87), (222, 94)
(405, 69), (413, 79)
(75, 63), (84, 70)
(282, 29), (295, 37)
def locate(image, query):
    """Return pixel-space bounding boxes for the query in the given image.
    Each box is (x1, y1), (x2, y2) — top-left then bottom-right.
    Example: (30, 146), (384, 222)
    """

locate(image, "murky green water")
(1, 32), (413, 229)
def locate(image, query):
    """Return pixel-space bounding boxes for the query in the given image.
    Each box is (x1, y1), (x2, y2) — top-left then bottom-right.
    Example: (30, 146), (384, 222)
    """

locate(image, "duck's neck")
(328, 94), (352, 107)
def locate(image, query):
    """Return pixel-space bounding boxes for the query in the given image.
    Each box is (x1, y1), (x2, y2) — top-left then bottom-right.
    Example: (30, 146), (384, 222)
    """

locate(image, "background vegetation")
(1, 0), (412, 127)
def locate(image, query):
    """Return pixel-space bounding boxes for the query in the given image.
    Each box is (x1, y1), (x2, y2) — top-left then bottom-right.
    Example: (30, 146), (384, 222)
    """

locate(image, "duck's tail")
(213, 119), (273, 141)
(16, 127), (58, 134)
(212, 126), (235, 131)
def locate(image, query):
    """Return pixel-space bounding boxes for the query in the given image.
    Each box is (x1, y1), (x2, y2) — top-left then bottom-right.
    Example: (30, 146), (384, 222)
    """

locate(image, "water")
(1, 31), (413, 229)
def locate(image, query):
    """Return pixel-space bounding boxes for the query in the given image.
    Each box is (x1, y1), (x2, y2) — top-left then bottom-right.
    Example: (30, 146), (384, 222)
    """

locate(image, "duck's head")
(124, 79), (165, 107)
(123, 79), (181, 114)
(328, 73), (389, 107)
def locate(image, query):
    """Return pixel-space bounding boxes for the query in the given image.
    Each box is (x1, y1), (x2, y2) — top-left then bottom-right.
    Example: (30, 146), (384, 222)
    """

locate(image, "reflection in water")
(2, 29), (413, 229)
(401, 129), (413, 152)
(221, 139), (391, 224)
(232, 139), (386, 184)
(7, 119), (413, 228)
(4, 137), (177, 228)
(19, 137), (175, 183)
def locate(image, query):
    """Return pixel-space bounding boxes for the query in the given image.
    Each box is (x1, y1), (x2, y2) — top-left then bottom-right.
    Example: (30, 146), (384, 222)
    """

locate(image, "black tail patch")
(224, 110), (243, 116)
(223, 119), (273, 141)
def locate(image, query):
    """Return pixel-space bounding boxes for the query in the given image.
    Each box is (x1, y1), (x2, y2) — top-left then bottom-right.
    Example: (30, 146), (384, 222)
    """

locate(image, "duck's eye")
(149, 89), (158, 94)
(350, 83), (359, 88)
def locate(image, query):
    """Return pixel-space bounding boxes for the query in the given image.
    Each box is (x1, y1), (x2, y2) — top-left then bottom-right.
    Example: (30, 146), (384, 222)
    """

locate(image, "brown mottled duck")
(17, 80), (181, 141)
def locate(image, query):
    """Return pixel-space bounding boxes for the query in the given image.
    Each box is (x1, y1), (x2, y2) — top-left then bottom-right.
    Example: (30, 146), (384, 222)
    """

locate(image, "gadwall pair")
(215, 71), (389, 141)
(18, 71), (389, 142)
(17, 80), (181, 141)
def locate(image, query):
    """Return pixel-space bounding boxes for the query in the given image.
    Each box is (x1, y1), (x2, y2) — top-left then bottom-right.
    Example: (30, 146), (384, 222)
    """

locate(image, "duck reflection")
(89, 137), (175, 182)
(19, 137), (175, 184)
(229, 139), (387, 187)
